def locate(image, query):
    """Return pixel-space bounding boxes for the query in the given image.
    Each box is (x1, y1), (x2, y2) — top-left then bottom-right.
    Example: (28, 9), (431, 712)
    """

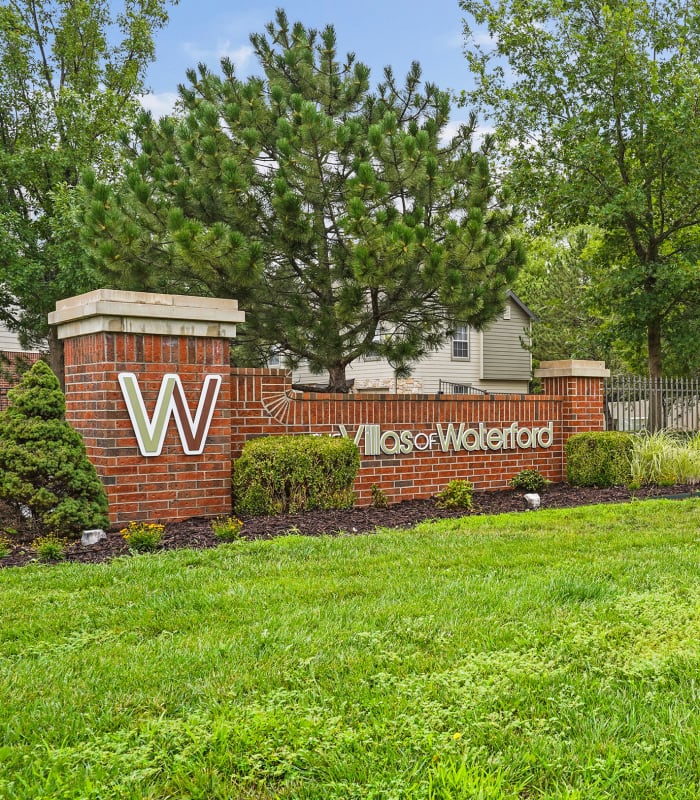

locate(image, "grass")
(2, 499), (700, 798)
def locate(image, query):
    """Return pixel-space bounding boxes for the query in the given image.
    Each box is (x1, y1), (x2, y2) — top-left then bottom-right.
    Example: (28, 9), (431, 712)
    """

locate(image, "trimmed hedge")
(566, 431), (635, 487)
(233, 435), (360, 515)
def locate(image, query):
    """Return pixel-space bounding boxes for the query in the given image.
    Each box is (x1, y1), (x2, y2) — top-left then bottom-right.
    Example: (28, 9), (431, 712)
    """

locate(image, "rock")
(523, 493), (541, 510)
(81, 529), (107, 546)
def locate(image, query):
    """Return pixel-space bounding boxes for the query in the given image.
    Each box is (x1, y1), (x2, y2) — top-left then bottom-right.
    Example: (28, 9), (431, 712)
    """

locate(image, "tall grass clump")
(630, 430), (700, 487)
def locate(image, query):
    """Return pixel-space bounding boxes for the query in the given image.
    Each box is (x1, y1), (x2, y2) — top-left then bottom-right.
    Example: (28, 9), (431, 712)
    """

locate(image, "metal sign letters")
(119, 373), (222, 457)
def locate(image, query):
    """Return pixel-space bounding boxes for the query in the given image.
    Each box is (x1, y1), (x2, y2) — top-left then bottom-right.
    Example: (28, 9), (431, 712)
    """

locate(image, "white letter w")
(118, 373), (223, 457)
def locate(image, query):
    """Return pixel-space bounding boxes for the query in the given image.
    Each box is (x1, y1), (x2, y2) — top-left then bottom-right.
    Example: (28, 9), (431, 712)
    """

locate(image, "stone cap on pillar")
(48, 289), (245, 340)
(534, 359), (610, 378)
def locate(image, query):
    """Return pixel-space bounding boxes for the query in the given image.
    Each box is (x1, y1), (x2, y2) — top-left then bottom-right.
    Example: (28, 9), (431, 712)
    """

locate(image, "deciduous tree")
(0, 0), (174, 382)
(462, 0), (700, 426)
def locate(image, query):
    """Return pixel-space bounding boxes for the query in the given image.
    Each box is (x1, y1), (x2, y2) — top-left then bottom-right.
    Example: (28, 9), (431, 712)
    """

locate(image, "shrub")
(0, 535), (10, 559)
(566, 431), (635, 487)
(0, 361), (109, 537)
(32, 534), (66, 562)
(121, 521), (164, 552)
(510, 469), (549, 492)
(371, 484), (388, 508)
(211, 516), (244, 541)
(233, 435), (360, 516)
(435, 479), (474, 510)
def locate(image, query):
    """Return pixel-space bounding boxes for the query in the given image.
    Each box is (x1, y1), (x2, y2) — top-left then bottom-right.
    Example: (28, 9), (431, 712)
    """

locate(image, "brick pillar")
(49, 290), (244, 526)
(535, 360), (610, 442)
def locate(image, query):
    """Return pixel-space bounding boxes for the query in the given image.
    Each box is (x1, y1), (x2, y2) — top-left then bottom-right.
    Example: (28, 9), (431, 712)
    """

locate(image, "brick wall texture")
(62, 333), (605, 525)
(230, 369), (603, 507)
(64, 332), (231, 524)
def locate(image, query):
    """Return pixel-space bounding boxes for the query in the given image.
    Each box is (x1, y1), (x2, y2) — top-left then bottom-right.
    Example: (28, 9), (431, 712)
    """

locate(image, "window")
(267, 351), (282, 367)
(363, 323), (383, 361)
(503, 303), (511, 320)
(452, 326), (470, 360)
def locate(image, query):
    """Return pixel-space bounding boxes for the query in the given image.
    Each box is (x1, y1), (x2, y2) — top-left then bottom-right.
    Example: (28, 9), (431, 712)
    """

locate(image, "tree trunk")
(647, 320), (664, 433)
(47, 326), (65, 392)
(327, 364), (349, 393)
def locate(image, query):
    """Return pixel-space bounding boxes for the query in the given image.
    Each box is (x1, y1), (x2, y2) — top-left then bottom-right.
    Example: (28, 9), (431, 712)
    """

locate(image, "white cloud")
(183, 41), (255, 72)
(440, 119), (495, 147)
(140, 92), (179, 118)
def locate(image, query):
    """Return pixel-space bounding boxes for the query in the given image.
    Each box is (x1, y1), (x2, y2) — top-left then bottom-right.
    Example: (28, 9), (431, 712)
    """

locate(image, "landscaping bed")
(2, 482), (699, 569)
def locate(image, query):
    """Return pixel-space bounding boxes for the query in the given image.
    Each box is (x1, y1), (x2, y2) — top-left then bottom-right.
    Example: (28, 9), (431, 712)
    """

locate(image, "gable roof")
(507, 290), (537, 321)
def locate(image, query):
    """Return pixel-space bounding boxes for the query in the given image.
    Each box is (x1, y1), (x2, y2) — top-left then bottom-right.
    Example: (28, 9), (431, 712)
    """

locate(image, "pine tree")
(0, 361), (109, 537)
(85, 10), (524, 391)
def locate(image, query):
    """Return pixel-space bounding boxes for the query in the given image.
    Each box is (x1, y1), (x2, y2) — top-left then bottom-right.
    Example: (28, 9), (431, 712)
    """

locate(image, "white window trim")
(451, 325), (470, 361)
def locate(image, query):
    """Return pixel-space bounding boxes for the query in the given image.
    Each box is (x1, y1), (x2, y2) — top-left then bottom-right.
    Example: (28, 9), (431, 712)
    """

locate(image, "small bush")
(0, 535), (10, 559)
(371, 484), (388, 508)
(32, 534), (66, 562)
(0, 361), (109, 537)
(233, 435), (360, 516)
(566, 431), (635, 487)
(211, 516), (244, 541)
(436, 480), (474, 510)
(121, 521), (164, 552)
(510, 469), (549, 492)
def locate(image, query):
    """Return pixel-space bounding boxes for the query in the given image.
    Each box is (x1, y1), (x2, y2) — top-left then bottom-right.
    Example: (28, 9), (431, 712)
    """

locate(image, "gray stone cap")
(49, 289), (245, 340)
(534, 359), (610, 378)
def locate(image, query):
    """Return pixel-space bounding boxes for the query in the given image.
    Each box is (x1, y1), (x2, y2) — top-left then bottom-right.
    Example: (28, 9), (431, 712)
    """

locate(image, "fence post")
(49, 290), (244, 526)
(534, 360), (610, 444)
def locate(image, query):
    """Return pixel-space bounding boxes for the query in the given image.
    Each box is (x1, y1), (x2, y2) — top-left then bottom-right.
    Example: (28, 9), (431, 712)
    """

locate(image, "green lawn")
(2, 499), (700, 799)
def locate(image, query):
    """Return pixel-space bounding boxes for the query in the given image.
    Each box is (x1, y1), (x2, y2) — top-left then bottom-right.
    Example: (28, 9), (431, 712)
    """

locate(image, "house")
(0, 322), (23, 354)
(0, 323), (42, 411)
(291, 291), (536, 394)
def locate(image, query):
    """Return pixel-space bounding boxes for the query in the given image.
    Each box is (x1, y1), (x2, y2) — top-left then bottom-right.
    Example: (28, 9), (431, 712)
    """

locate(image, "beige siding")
(293, 314), (532, 394)
(0, 324), (23, 352)
(481, 304), (532, 381)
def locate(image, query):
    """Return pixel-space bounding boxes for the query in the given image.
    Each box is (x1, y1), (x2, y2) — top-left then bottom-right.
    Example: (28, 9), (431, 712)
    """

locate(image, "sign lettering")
(337, 421), (554, 456)
(119, 373), (222, 457)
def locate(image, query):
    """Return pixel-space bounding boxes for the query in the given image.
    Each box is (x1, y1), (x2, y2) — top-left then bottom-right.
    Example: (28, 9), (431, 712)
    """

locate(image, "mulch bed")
(2, 483), (699, 570)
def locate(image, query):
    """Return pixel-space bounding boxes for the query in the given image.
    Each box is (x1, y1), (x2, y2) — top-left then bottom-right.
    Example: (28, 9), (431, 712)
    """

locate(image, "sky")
(142, 0), (475, 126)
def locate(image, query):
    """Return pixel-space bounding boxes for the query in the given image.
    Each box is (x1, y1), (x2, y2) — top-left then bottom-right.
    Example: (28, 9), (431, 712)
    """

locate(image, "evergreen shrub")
(0, 361), (109, 537)
(566, 431), (635, 487)
(510, 469), (549, 492)
(435, 479), (474, 510)
(233, 435), (360, 515)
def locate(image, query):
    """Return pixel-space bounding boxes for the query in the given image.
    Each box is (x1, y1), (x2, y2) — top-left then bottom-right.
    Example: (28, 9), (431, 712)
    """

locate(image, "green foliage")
(32, 534), (66, 563)
(211, 516), (244, 542)
(514, 227), (625, 369)
(629, 430), (700, 488)
(566, 431), (635, 487)
(4, 501), (700, 797)
(85, 10), (524, 391)
(0, 0), (174, 375)
(462, 0), (700, 390)
(371, 484), (389, 508)
(510, 469), (549, 493)
(435, 479), (474, 510)
(233, 435), (360, 515)
(0, 361), (109, 537)
(0, 535), (9, 559)
(120, 521), (164, 553)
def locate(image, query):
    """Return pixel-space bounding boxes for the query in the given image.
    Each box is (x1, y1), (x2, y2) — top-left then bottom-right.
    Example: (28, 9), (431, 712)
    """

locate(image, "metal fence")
(437, 380), (490, 395)
(605, 375), (700, 432)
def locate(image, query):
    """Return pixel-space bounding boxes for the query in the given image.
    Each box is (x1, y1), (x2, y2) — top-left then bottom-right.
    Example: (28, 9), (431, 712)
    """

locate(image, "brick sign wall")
(52, 291), (608, 526)
(231, 369), (570, 506)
